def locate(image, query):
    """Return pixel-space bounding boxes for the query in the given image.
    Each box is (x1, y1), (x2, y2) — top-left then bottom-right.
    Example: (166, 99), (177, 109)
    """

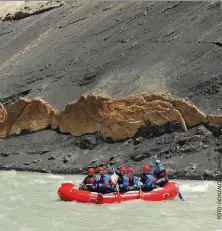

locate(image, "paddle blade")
(96, 194), (104, 204)
(139, 187), (144, 200)
(178, 191), (184, 201)
(117, 192), (121, 203)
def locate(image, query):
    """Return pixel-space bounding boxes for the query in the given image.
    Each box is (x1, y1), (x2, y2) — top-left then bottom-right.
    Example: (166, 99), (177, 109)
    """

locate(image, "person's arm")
(133, 176), (139, 188)
(152, 168), (158, 178)
(80, 177), (86, 185)
(93, 177), (99, 187)
(123, 176), (129, 187)
(114, 168), (120, 176)
(119, 176), (128, 188)
(145, 175), (152, 188)
(100, 175), (111, 187)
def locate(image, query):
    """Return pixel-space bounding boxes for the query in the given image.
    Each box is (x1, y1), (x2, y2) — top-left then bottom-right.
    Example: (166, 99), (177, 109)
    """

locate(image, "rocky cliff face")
(0, 1), (221, 179)
(1, 93), (221, 140)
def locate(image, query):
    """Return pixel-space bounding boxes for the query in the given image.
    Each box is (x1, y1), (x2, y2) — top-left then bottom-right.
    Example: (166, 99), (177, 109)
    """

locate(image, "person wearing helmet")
(114, 165), (124, 176)
(116, 166), (129, 192)
(140, 165), (155, 191)
(152, 160), (168, 187)
(79, 168), (99, 191)
(95, 166), (116, 193)
(127, 167), (139, 191)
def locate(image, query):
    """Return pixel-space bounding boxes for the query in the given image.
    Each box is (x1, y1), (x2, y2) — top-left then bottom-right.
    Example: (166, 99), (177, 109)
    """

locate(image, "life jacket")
(128, 174), (134, 186)
(109, 177), (113, 184)
(144, 173), (155, 188)
(155, 167), (167, 179)
(150, 174), (155, 184)
(117, 174), (129, 189)
(84, 176), (96, 185)
(140, 173), (146, 184)
(117, 175), (123, 185)
(100, 173), (113, 185)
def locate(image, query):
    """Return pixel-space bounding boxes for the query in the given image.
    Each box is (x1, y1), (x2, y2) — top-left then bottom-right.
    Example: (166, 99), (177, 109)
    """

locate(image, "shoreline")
(0, 125), (221, 181)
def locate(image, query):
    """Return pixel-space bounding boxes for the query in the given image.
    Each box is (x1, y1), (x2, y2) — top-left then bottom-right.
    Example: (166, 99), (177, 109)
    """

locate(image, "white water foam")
(10, 195), (24, 201)
(0, 170), (17, 177)
(31, 179), (52, 184)
(47, 174), (64, 179)
(107, 205), (120, 211)
(179, 181), (214, 193)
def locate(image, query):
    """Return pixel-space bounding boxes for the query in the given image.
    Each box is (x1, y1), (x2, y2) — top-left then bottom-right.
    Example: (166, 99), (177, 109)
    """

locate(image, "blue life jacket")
(117, 174), (129, 189)
(152, 164), (167, 179)
(128, 174), (139, 189)
(98, 173), (114, 189)
(141, 173), (155, 189)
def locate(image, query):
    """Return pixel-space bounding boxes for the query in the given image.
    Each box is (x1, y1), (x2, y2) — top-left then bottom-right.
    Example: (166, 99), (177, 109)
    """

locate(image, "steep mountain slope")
(0, 1), (221, 179)
(1, 1), (221, 111)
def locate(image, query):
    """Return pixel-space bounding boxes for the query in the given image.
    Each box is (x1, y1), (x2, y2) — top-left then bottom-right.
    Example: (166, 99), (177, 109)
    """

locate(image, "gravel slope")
(0, 1), (221, 179)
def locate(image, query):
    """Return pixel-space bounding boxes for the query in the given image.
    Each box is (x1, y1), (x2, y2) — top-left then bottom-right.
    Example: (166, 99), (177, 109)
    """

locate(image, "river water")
(0, 170), (221, 231)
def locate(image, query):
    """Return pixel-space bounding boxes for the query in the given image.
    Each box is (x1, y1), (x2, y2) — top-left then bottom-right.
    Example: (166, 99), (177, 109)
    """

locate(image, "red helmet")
(97, 167), (105, 172)
(119, 166), (126, 173)
(88, 168), (95, 174)
(143, 165), (150, 172)
(127, 167), (134, 173)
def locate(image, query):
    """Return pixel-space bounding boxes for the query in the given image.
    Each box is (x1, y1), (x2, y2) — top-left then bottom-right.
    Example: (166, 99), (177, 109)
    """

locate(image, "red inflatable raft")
(57, 181), (179, 204)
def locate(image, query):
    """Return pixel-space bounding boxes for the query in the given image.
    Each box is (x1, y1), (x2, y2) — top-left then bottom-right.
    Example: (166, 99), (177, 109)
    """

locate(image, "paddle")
(178, 191), (184, 201)
(78, 183), (94, 187)
(165, 167), (184, 201)
(139, 186), (144, 200)
(111, 166), (122, 203)
(115, 185), (121, 203)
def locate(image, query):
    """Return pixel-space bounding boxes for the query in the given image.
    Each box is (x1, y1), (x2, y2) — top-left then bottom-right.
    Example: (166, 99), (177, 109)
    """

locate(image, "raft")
(57, 181), (179, 204)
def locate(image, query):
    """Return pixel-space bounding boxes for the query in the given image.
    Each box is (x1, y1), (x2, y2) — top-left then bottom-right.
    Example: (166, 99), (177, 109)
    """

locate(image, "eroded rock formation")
(1, 93), (222, 140)
(0, 1), (64, 21)
(0, 103), (6, 122)
(0, 98), (56, 137)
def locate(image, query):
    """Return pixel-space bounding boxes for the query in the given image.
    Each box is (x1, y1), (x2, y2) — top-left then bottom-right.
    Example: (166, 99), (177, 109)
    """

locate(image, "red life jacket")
(84, 176), (95, 185)
(128, 174), (134, 186)
(157, 169), (166, 179)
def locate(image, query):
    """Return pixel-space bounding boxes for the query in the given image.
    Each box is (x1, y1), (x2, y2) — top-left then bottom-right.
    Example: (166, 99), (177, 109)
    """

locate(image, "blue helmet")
(155, 160), (161, 164)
